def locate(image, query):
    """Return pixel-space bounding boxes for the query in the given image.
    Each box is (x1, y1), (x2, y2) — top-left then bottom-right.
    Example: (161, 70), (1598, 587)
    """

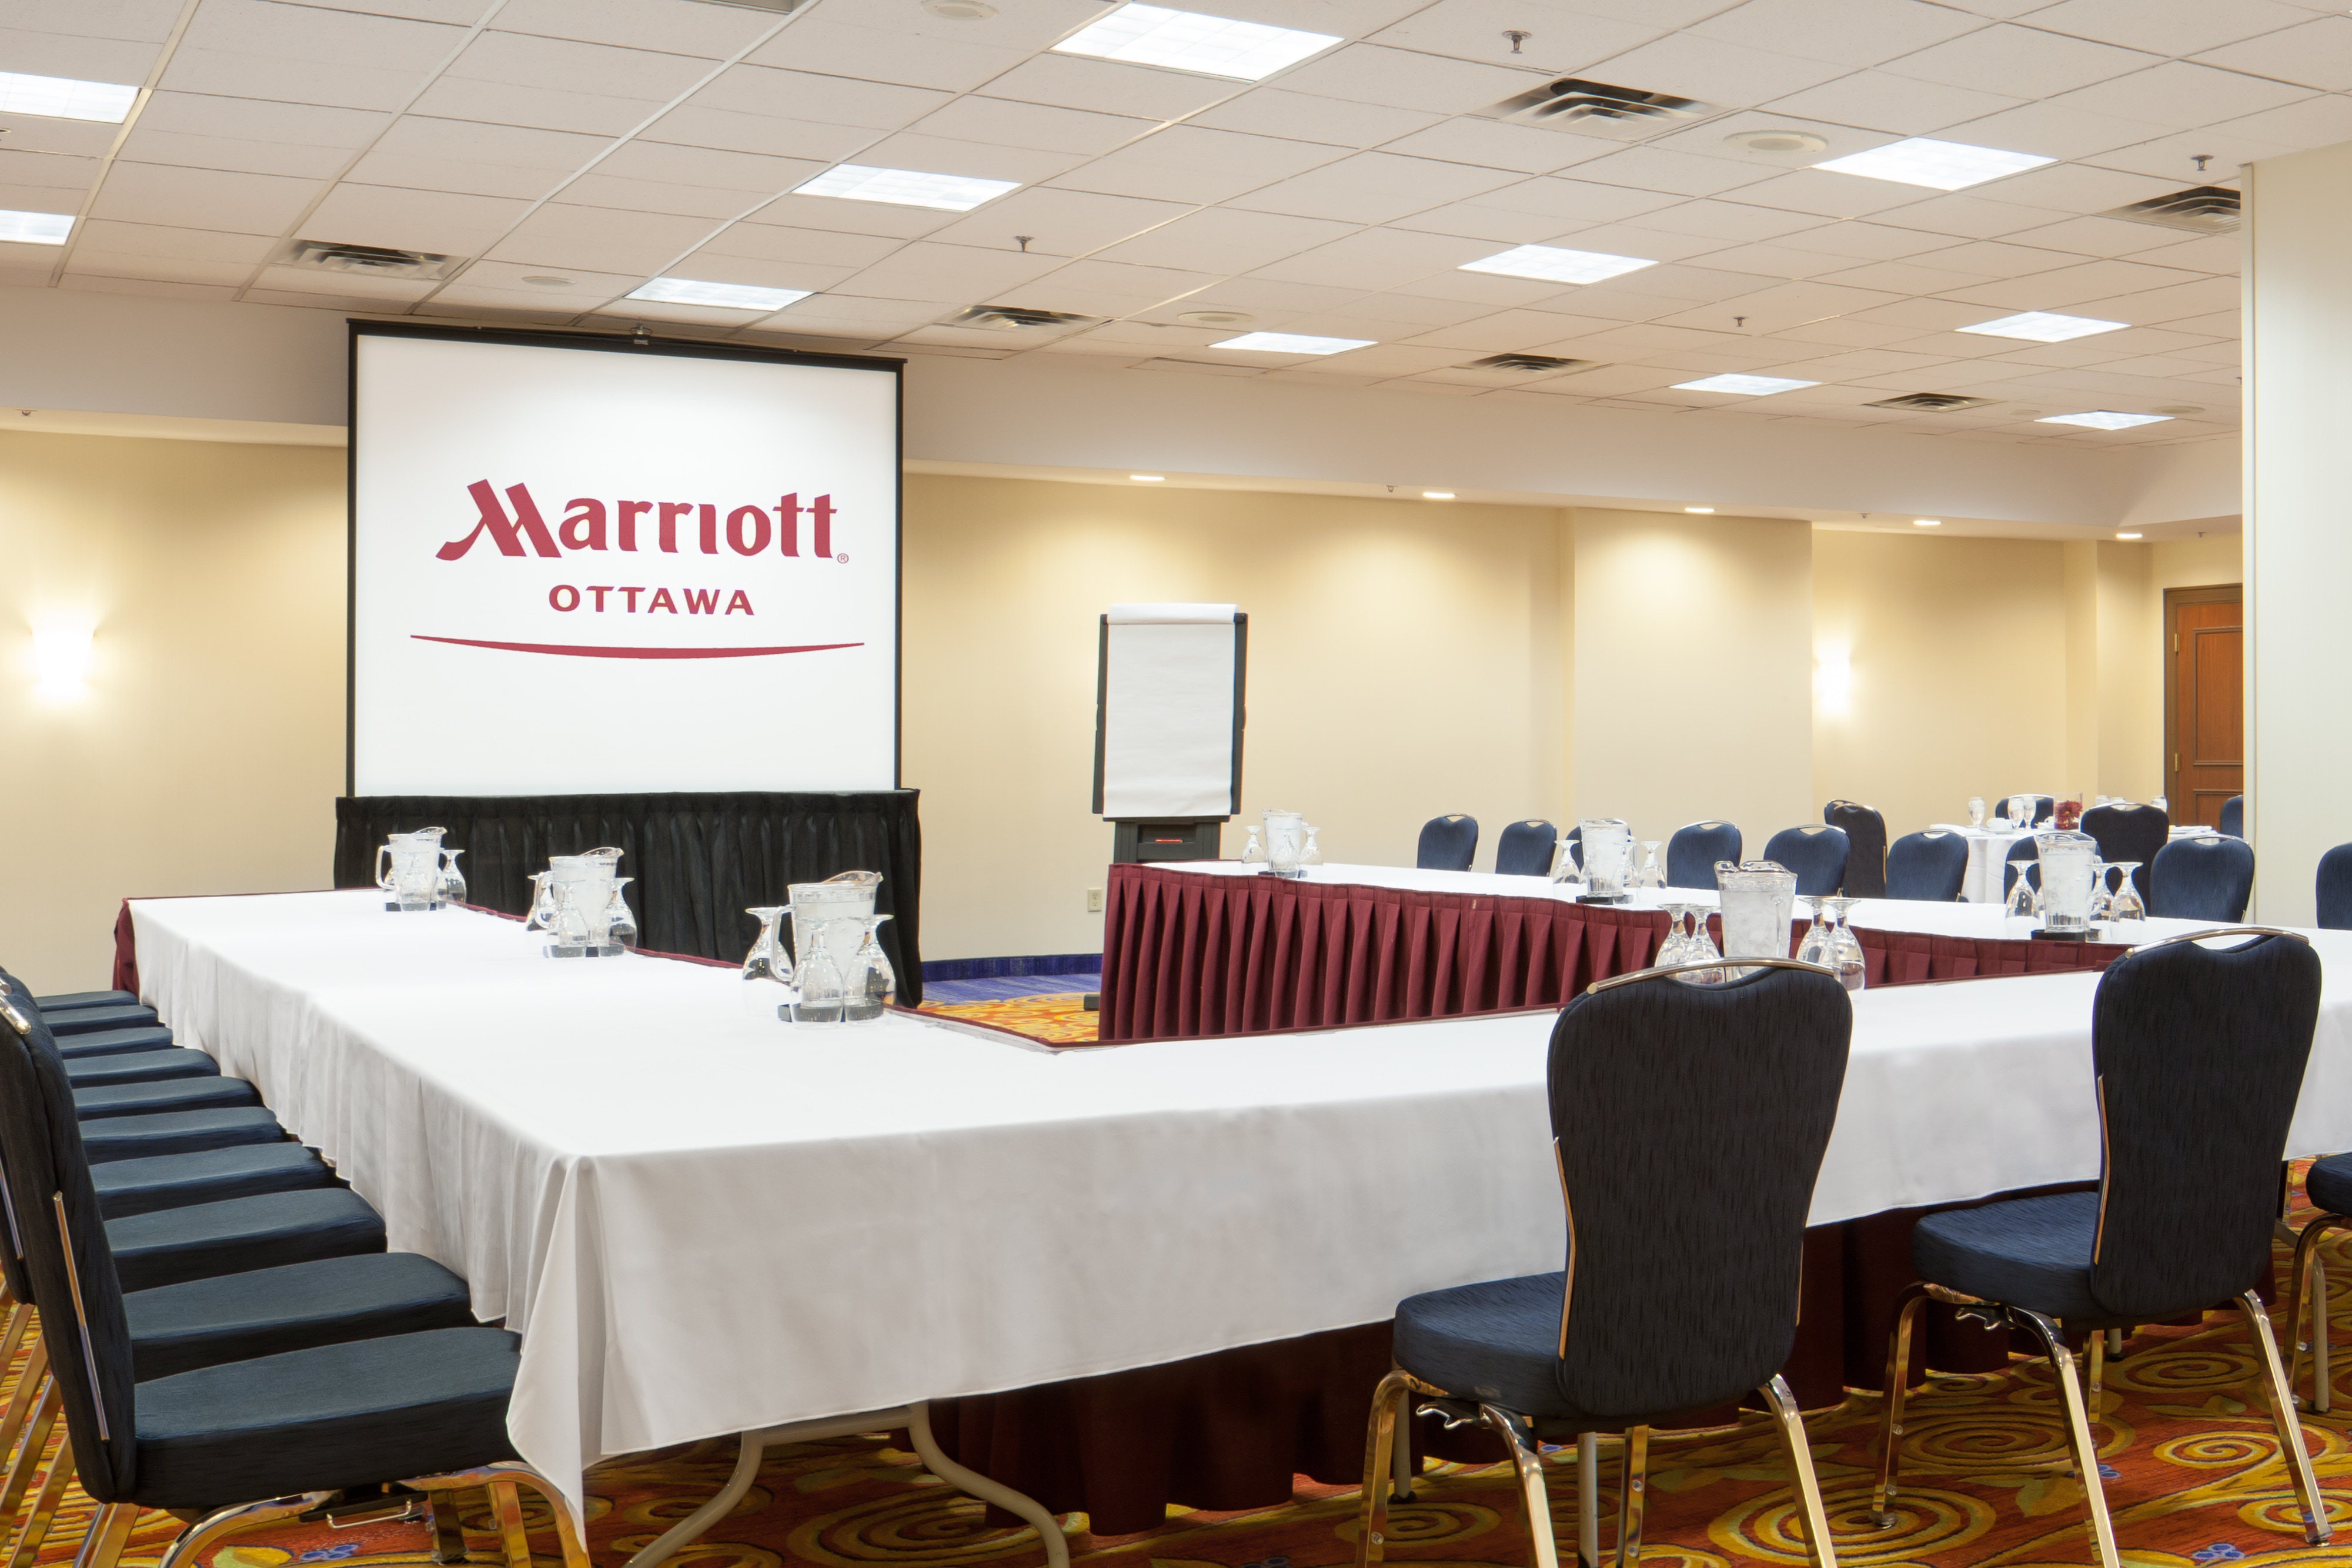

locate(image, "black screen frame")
(343, 318), (906, 796)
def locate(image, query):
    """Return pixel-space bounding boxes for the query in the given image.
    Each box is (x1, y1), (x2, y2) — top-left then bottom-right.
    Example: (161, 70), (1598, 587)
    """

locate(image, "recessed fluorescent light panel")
(626, 278), (811, 310)
(0, 209), (72, 246)
(2036, 410), (2172, 430)
(1460, 244), (1654, 286)
(0, 70), (136, 123)
(1813, 136), (2052, 191)
(1212, 332), (1373, 355)
(1053, 3), (1340, 81)
(1673, 374), (1819, 396)
(794, 165), (1019, 211)
(1959, 310), (2126, 343)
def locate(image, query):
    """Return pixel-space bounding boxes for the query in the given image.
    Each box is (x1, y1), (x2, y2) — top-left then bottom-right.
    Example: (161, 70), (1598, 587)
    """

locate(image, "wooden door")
(2165, 585), (2242, 828)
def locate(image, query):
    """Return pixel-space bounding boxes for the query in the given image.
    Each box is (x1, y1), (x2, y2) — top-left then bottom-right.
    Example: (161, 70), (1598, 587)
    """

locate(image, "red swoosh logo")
(412, 636), (864, 660)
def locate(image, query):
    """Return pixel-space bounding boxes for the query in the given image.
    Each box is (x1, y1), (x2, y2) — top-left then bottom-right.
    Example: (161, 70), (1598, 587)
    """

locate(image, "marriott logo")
(437, 481), (840, 560)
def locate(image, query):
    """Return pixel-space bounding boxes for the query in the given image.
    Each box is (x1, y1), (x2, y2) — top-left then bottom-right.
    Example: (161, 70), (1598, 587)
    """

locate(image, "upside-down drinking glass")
(1656, 903), (1691, 968)
(2004, 857), (2040, 921)
(794, 922), (844, 1025)
(2086, 859), (2113, 922)
(1967, 796), (1986, 831)
(437, 848), (467, 910)
(1301, 825), (1322, 867)
(1819, 897), (1866, 991)
(525, 872), (557, 934)
(741, 906), (795, 1019)
(2106, 862), (2146, 933)
(1795, 897), (1833, 967)
(1635, 841), (1664, 891)
(843, 914), (896, 1022)
(1239, 824), (1266, 865)
(604, 877), (637, 950)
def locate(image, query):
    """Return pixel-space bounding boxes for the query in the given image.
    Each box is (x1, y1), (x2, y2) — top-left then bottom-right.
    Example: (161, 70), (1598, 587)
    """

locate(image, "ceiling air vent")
(1464, 353), (1603, 375)
(1486, 78), (1715, 136)
(2099, 185), (2239, 235)
(1864, 392), (1999, 412)
(946, 305), (1103, 332)
(283, 240), (461, 280)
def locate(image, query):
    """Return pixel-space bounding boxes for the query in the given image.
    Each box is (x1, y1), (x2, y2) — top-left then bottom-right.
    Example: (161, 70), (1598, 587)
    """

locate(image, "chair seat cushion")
(125, 1253), (477, 1382)
(2308, 1154), (2352, 1218)
(79, 1108), (285, 1164)
(133, 1327), (522, 1512)
(1394, 1272), (1594, 1422)
(45, 1004), (160, 1036)
(74, 1076), (259, 1121)
(65, 1048), (217, 1088)
(93, 1142), (329, 1220)
(35, 989), (141, 1012)
(55, 1025), (175, 1059)
(1911, 1191), (2104, 1324)
(107, 1188), (386, 1293)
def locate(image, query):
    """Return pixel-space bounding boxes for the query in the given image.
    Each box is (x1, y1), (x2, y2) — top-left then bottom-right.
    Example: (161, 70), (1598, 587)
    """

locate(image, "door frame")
(2163, 582), (2243, 815)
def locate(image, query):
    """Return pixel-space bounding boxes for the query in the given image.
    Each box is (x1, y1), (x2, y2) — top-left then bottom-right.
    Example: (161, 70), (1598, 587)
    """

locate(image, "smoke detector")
(1863, 392), (1999, 412)
(2099, 185), (2239, 234)
(1486, 78), (1715, 138)
(1725, 129), (1828, 156)
(1462, 353), (1603, 375)
(1176, 309), (1255, 329)
(945, 305), (1102, 332)
(282, 240), (462, 280)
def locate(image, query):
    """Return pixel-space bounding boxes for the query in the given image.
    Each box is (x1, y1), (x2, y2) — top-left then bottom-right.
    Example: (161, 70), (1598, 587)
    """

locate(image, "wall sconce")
(1814, 650), (1852, 716)
(32, 624), (93, 698)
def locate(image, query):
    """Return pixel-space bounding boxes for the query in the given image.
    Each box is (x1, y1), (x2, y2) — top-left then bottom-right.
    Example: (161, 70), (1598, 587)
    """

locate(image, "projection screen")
(349, 323), (900, 796)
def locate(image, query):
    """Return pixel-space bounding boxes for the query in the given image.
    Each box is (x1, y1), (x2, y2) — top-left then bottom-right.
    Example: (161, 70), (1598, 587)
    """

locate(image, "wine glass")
(2106, 862), (2147, 932)
(1967, 796), (1986, 831)
(844, 914), (896, 1021)
(2008, 794), (2034, 833)
(1657, 903), (1692, 968)
(604, 878), (637, 950)
(1301, 825), (1323, 867)
(1239, 824), (1265, 865)
(2004, 858), (2040, 921)
(525, 871), (557, 933)
(437, 848), (467, 909)
(1820, 897), (1866, 991)
(1635, 841), (1664, 891)
(741, 905), (795, 1019)
(1675, 908), (1726, 986)
(1795, 897), (1833, 966)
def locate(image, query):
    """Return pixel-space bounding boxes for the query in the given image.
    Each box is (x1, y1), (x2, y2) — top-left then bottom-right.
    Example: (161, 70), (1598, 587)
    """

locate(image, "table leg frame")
(623, 1402), (1070, 1568)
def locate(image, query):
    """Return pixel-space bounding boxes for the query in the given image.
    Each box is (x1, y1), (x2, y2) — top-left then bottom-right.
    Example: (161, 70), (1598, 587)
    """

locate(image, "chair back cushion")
(1415, 815), (1478, 872)
(2317, 844), (2352, 931)
(2219, 795), (2244, 838)
(2150, 837), (2255, 921)
(0, 1007), (136, 1499)
(1494, 820), (1558, 877)
(1545, 964), (1850, 1417)
(1664, 821), (1741, 891)
(0, 974), (51, 1308)
(1884, 831), (1968, 901)
(1761, 825), (1850, 897)
(2080, 803), (2170, 902)
(1823, 801), (1887, 897)
(2087, 934), (2321, 1319)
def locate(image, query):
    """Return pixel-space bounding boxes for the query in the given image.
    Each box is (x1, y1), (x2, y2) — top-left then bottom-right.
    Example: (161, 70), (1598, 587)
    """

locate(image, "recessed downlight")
(1726, 129), (1827, 155)
(1053, 3), (1341, 81)
(1813, 136), (2052, 191)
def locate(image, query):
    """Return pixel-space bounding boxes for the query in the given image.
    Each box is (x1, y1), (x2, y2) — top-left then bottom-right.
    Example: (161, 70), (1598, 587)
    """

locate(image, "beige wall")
(0, 430), (346, 992)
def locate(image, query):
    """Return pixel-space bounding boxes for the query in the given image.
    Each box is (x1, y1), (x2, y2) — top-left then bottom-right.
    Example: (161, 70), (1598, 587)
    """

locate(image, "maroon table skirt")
(1099, 862), (2123, 1044)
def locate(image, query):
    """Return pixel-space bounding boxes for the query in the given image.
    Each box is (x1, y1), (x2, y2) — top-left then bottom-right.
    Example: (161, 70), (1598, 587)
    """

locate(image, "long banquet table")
(126, 891), (2352, 1537)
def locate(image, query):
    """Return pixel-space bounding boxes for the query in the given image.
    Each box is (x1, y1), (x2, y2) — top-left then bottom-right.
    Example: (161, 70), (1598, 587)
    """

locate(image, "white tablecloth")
(128, 891), (2352, 1513)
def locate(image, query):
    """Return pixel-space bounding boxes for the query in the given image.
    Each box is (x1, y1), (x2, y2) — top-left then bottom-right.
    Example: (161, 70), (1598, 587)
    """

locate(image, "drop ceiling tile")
(1726, 218), (1949, 260)
(1574, 32), (1852, 105)
(1937, 102), (2178, 161)
(650, 253), (859, 293)
(1675, 241), (1853, 279)
(1092, 206), (1358, 272)
(188, 0), (467, 65)
(2015, 0), (2308, 54)
(590, 297), (763, 326)
(1229, 151), (1521, 225)
(119, 128), (359, 180)
(422, 283), (604, 315)
(1568, 145), (1781, 199)
(1760, 69), (2023, 136)
(74, 219), (280, 260)
(443, 32), (715, 103)
(1013, 256), (1222, 303)
(2086, 129), (2289, 182)
(1084, 319), (1225, 345)
(1273, 45), (1552, 116)
(1600, 262), (1784, 303)
(840, 239), (1064, 301)
(490, 0), (779, 57)
(1883, 22), (2159, 97)
(743, 191), (963, 239)
(1272, 344), (1462, 377)
(1364, 0), (1663, 74)
(1388, 199), (1588, 245)
(485, 202), (720, 272)
(138, 92), (387, 148)
(299, 183), (533, 253)
(912, 98), (1155, 158)
(845, 132), (1078, 185)
(559, 172), (784, 220)
(1653, 278), (1905, 332)
(161, 45), (442, 112)
(0, 151), (98, 193)
(1334, 292), (1505, 326)
(2194, 18), (2352, 93)
(88, 161), (323, 232)
(1433, 173), (1683, 225)
(917, 185), (1191, 256)
(444, 258), (640, 292)
(1524, 222), (1732, 263)
(250, 263), (439, 299)
(693, 222), (902, 269)
(2120, 232), (2236, 274)
(1839, 295), (1995, 329)
(5, 2), (183, 42)
(1181, 275), (1365, 313)
(1398, 306), (1619, 350)
(65, 251), (257, 286)
(1970, 162), (2183, 216)
(337, 156), (572, 203)
(405, 78), (665, 137)
(1052, 125), (1339, 206)
(1377, 119), (1626, 176)
(1988, 213), (2170, 257)
(1710, 168), (1933, 220)
(1897, 238), (2082, 276)
(2093, 353), (2228, 380)
(1250, 225), (1494, 290)
(1938, 256), (2206, 310)
(2063, 61), (2313, 131)
(1533, 283), (1720, 324)
(1188, 88), (1442, 148)
(279, 0), (494, 22)
(1402, 269), (1585, 307)
(0, 26), (161, 83)
(2066, 275), (2240, 322)
(0, 113), (119, 160)
(1763, 315), (1919, 347)
(2201, 93), (2352, 152)
(1690, 0), (1987, 69)
(1867, 192), (2057, 238)
(689, 66), (953, 132)
(981, 56), (1236, 122)
(771, 293), (954, 331)
(1809, 259), (1996, 293)
(639, 107), (877, 163)
(741, 16), (1050, 91)
(0, 185), (76, 216)
(58, 273), (239, 301)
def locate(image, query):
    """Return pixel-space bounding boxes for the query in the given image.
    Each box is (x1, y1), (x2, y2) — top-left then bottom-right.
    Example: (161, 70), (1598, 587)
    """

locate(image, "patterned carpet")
(920, 992), (1100, 1045)
(16, 1163), (2352, 1567)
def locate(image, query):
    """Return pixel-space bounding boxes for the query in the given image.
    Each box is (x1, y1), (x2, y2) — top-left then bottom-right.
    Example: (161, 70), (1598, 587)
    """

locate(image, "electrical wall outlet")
(1086, 888), (1104, 913)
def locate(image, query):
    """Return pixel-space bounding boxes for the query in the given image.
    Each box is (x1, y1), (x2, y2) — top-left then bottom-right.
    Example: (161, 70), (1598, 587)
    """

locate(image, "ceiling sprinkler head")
(1502, 29), (1529, 53)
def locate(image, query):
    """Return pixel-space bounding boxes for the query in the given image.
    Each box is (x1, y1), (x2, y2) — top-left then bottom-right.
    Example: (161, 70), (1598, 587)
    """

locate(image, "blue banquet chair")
(0, 998), (586, 1568)
(1883, 831), (1967, 902)
(2219, 794), (2244, 838)
(1824, 801), (1887, 897)
(2149, 835), (2254, 921)
(1763, 824), (1850, 897)
(2316, 844), (2352, 931)
(1355, 957), (1851, 1568)
(1664, 821), (1741, 890)
(1494, 820), (1559, 877)
(1873, 930), (2328, 1568)
(2080, 802), (2168, 904)
(1416, 815), (1478, 872)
